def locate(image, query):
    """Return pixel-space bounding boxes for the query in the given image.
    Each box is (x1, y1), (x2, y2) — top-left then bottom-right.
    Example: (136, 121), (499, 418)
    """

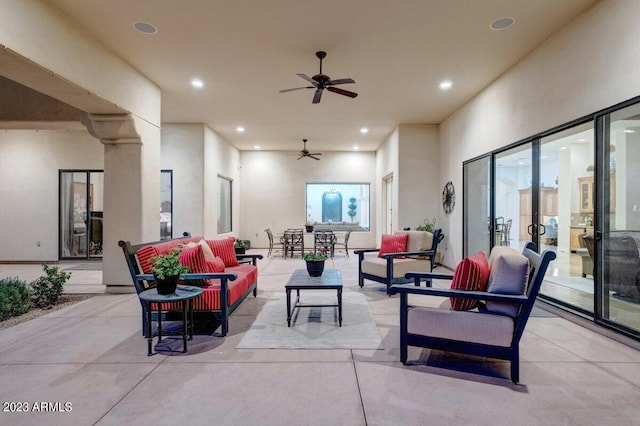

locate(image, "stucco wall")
(0, 129), (103, 261)
(240, 150), (377, 250)
(439, 0), (640, 266)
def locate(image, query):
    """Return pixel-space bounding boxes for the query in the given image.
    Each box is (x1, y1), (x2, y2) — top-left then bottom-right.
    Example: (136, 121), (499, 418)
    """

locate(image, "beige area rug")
(237, 291), (383, 349)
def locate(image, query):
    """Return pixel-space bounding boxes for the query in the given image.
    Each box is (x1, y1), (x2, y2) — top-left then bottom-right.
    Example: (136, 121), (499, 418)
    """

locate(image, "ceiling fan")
(280, 51), (358, 104)
(298, 139), (322, 160)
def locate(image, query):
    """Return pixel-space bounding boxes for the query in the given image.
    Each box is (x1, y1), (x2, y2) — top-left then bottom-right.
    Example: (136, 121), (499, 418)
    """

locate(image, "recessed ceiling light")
(190, 79), (204, 89)
(353, 146), (359, 150)
(578, 138), (586, 142)
(560, 146), (567, 150)
(360, 127), (369, 134)
(236, 126), (245, 133)
(254, 146), (261, 150)
(133, 22), (157, 34)
(490, 17), (515, 30)
(439, 80), (453, 90)
(624, 129), (635, 133)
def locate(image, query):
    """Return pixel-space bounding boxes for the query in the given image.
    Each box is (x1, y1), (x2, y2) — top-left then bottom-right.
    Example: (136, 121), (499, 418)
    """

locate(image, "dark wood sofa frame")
(119, 232), (262, 336)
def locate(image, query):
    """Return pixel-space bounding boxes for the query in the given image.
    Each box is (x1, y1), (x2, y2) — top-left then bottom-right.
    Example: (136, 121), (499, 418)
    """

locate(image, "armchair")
(389, 242), (556, 383)
(354, 229), (443, 294)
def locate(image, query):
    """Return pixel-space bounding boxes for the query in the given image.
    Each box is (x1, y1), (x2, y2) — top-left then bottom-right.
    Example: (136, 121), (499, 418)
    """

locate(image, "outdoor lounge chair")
(389, 242), (556, 383)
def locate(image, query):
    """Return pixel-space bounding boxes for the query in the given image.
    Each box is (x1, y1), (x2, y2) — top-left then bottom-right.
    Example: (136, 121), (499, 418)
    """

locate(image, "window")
(160, 170), (172, 240)
(305, 183), (370, 231)
(217, 176), (232, 234)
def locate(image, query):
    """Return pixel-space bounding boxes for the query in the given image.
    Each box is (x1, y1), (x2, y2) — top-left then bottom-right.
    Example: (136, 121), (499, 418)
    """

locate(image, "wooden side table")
(138, 285), (203, 356)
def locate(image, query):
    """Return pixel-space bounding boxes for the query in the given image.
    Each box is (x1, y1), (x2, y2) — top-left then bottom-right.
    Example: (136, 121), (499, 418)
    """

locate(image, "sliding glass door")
(60, 170), (104, 259)
(600, 104), (640, 333)
(463, 156), (490, 256)
(537, 122), (595, 314)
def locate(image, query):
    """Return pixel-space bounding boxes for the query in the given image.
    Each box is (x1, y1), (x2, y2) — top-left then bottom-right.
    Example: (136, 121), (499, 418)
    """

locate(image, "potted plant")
(234, 239), (247, 254)
(303, 247), (328, 277)
(416, 218), (437, 232)
(150, 249), (189, 295)
(348, 197), (357, 222)
(305, 214), (315, 233)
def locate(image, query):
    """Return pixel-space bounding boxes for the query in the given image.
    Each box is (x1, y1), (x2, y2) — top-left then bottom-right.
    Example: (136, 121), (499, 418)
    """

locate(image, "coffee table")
(285, 269), (343, 327)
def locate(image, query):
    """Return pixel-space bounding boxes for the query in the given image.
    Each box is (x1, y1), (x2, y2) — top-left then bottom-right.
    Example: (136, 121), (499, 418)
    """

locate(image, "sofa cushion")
(362, 257), (431, 278)
(407, 307), (514, 347)
(486, 246), (530, 317)
(206, 257), (226, 273)
(378, 233), (408, 257)
(449, 251), (490, 311)
(178, 244), (212, 287)
(207, 237), (239, 267)
(401, 231), (434, 252)
(183, 239), (217, 262)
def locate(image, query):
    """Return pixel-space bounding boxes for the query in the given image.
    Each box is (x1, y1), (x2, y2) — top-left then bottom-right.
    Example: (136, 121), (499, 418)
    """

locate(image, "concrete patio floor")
(1, 250), (640, 425)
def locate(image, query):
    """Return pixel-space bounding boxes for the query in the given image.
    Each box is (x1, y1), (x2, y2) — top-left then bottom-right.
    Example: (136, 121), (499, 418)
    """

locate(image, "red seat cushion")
(378, 233), (409, 257)
(449, 251), (490, 311)
(207, 237), (239, 267)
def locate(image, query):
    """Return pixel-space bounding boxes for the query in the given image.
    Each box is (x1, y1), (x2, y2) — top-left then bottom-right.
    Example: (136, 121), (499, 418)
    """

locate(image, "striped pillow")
(178, 244), (211, 286)
(450, 251), (490, 311)
(206, 237), (239, 267)
(136, 245), (160, 274)
(378, 233), (408, 257)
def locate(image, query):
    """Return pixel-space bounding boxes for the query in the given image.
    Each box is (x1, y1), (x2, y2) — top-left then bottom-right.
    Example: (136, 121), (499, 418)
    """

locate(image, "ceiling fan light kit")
(280, 51), (358, 104)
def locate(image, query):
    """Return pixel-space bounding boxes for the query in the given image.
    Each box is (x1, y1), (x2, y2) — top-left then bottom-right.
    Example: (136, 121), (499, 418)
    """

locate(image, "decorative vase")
(305, 225), (314, 233)
(154, 274), (180, 295)
(306, 260), (325, 277)
(234, 247), (246, 255)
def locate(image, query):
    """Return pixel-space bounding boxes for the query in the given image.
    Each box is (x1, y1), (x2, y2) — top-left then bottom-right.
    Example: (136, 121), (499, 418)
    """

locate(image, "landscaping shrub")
(0, 278), (32, 321)
(30, 264), (71, 308)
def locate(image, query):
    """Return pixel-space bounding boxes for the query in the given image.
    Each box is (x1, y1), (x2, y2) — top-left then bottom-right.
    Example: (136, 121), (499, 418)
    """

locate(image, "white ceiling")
(43, 0), (596, 152)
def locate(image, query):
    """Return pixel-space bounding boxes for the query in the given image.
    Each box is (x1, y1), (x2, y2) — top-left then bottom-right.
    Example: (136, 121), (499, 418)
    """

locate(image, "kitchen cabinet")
(578, 174), (615, 213)
(518, 187), (558, 239)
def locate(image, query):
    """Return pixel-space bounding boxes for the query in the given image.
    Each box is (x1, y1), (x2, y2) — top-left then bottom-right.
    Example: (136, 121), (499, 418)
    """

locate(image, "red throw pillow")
(206, 237), (239, 267)
(206, 256), (226, 273)
(450, 251), (490, 311)
(378, 233), (409, 258)
(178, 244), (211, 286)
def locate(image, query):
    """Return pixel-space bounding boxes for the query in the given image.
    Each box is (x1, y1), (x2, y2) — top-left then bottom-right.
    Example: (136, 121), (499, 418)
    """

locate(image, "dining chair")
(333, 231), (351, 257)
(283, 228), (304, 258)
(264, 228), (275, 257)
(314, 230), (337, 257)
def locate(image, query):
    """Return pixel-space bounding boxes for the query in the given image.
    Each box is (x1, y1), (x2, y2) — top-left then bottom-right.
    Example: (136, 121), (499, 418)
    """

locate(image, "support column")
(83, 113), (161, 293)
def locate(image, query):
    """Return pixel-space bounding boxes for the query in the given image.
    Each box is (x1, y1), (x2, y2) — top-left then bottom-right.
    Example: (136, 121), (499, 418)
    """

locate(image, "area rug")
(237, 291), (383, 349)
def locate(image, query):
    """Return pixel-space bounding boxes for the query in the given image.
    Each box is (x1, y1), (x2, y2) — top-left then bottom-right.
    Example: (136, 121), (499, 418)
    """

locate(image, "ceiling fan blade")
(312, 88), (323, 104)
(280, 86), (314, 93)
(297, 73), (318, 86)
(308, 155), (321, 160)
(326, 86), (358, 98)
(327, 78), (355, 85)
(309, 152), (322, 156)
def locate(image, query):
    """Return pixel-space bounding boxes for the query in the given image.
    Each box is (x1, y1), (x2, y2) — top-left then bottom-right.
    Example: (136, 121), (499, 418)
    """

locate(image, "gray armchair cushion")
(408, 307), (514, 347)
(486, 246), (530, 317)
(362, 258), (431, 278)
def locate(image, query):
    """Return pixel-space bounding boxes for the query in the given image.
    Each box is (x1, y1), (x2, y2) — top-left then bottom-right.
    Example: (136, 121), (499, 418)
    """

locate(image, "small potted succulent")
(303, 247), (328, 277)
(150, 249), (189, 295)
